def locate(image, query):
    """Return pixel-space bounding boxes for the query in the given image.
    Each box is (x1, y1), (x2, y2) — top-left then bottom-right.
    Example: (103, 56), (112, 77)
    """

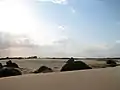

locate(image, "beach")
(0, 66), (120, 90)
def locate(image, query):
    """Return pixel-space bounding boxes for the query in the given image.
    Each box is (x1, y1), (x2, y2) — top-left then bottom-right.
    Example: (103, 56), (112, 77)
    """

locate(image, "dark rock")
(0, 63), (3, 69)
(34, 66), (53, 73)
(54, 66), (59, 69)
(0, 67), (22, 77)
(61, 59), (92, 72)
(106, 60), (117, 67)
(4, 60), (19, 68)
(66, 57), (74, 64)
(19, 68), (33, 74)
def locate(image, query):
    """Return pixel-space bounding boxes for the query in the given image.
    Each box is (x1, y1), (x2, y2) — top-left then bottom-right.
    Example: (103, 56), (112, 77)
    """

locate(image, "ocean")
(0, 59), (106, 74)
(0, 59), (66, 72)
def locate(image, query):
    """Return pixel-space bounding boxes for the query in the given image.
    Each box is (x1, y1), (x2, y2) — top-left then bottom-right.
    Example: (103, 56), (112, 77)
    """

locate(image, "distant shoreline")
(0, 56), (120, 61)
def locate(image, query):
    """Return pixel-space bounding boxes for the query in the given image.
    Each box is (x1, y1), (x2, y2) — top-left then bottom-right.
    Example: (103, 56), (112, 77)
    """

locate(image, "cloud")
(58, 25), (65, 30)
(52, 38), (120, 57)
(71, 7), (76, 13)
(116, 40), (120, 43)
(52, 0), (68, 4)
(0, 32), (40, 57)
(1, 32), (120, 57)
(38, 0), (68, 5)
(0, 32), (37, 49)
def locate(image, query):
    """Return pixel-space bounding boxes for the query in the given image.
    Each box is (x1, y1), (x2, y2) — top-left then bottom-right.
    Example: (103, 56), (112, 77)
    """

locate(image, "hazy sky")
(0, 0), (120, 57)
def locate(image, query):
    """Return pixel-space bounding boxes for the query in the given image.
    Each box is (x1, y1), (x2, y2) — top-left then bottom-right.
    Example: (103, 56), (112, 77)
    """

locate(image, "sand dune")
(0, 67), (120, 90)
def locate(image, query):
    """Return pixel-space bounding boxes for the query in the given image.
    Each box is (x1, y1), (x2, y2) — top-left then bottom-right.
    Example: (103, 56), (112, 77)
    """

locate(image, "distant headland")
(0, 56), (120, 61)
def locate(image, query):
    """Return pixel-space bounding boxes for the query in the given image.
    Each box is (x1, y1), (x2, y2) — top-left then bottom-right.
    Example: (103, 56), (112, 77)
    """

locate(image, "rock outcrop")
(4, 60), (19, 68)
(61, 58), (92, 72)
(0, 63), (3, 69)
(106, 60), (117, 67)
(0, 67), (22, 77)
(34, 66), (53, 73)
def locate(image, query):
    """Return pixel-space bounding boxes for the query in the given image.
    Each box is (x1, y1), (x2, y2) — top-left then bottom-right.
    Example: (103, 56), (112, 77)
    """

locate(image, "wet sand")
(0, 66), (120, 90)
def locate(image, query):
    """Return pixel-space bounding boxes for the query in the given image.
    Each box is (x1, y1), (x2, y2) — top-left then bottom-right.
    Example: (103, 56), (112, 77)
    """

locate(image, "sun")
(0, 0), (58, 45)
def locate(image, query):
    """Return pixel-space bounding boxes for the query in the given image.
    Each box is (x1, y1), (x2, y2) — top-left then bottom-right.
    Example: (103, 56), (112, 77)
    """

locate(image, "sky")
(0, 0), (120, 57)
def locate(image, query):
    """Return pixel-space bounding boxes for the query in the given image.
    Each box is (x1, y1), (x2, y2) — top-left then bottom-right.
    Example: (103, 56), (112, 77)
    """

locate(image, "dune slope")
(0, 67), (120, 90)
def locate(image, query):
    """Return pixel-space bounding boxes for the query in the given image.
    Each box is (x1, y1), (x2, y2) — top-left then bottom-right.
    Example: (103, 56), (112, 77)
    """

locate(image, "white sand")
(0, 67), (120, 90)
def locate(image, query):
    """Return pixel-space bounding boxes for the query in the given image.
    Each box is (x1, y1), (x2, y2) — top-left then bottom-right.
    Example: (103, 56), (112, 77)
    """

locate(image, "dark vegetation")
(0, 56), (38, 60)
(0, 56), (120, 61)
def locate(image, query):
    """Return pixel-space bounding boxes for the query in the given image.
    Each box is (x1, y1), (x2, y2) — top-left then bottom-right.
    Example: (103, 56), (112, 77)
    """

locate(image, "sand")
(0, 67), (120, 90)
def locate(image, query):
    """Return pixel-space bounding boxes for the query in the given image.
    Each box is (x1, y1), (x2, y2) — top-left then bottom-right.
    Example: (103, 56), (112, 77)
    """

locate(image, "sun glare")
(0, 0), (56, 45)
